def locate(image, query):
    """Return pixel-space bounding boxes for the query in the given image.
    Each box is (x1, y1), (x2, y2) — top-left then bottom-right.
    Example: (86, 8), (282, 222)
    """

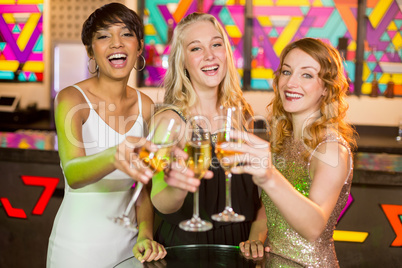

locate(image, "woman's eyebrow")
(97, 24), (129, 31)
(187, 36), (223, 48)
(187, 40), (201, 47)
(282, 63), (319, 71)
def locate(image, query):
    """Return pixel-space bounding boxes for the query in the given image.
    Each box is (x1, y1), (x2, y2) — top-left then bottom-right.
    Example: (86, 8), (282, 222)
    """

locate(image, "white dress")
(47, 85), (145, 268)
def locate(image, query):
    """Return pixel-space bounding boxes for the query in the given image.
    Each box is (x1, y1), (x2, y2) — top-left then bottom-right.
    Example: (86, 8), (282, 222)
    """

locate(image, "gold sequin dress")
(262, 135), (353, 268)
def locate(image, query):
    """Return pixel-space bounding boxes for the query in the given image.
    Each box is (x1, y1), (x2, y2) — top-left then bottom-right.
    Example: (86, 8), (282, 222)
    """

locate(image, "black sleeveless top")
(154, 109), (261, 246)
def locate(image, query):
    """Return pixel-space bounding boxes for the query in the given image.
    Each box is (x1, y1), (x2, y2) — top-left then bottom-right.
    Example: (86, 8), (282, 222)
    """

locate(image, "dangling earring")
(184, 69), (189, 78)
(87, 58), (98, 74)
(134, 55), (146, 71)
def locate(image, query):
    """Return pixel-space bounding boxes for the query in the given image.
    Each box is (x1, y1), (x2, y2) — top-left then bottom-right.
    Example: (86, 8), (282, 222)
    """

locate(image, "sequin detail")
(262, 135), (353, 268)
(211, 133), (217, 144)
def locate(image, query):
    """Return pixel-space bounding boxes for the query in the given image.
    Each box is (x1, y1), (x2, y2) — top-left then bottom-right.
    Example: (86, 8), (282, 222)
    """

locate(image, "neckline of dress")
(88, 109), (142, 136)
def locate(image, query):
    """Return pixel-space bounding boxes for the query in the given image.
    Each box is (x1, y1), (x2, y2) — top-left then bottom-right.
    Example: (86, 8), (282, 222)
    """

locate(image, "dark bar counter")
(335, 125), (402, 267)
(0, 125), (401, 267)
(355, 125), (402, 154)
(0, 147), (64, 267)
(114, 244), (304, 267)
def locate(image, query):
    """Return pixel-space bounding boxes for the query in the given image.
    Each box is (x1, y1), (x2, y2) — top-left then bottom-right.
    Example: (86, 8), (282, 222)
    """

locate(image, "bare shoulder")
(54, 84), (91, 127)
(55, 85), (87, 109)
(138, 90), (154, 105)
(154, 109), (183, 122)
(153, 109), (185, 129)
(153, 109), (186, 147)
(136, 89), (154, 122)
(311, 141), (350, 170)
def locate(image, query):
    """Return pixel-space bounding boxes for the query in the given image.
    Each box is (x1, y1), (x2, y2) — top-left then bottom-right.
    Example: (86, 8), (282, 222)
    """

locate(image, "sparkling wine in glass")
(212, 105), (245, 222)
(179, 116), (213, 232)
(139, 117), (181, 172)
(111, 117), (181, 231)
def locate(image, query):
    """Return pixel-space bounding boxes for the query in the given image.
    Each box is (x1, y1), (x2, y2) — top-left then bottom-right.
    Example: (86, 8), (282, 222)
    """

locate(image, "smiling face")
(277, 48), (327, 119)
(90, 22), (142, 80)
(182, 20), (227, 92)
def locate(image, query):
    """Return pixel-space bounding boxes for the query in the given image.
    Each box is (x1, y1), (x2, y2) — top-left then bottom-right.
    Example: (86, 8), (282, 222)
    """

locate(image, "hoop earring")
(87, 58), (98, 74)
(134, 55), (146, 71)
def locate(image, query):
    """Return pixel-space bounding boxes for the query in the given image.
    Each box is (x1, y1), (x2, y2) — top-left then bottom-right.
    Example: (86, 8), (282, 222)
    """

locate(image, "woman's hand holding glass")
(113, 136), (157, 184)
(223, 130), (274, 187)
(164, 147), (214, 193)
(113, 116), (183, 185)
(111, 117), (181, 231)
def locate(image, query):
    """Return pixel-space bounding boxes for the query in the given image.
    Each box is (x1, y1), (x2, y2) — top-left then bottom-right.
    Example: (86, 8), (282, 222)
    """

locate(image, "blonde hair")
(163, 12), (253, 126)
(268, 38), (356, 157)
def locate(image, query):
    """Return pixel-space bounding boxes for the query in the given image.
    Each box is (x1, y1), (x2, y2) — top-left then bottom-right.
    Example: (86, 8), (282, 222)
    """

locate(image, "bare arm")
(55, 86), (155, 189)
(55, 87), (116, 188)
(150, 110), (213, 213)
(136, 184), (154, 244)
(261, 142), (349, 241)
(248, 204), (267, 243)
(151, 170), (191, 214)
(133, 183), (167, 262)
(239, 203), (269, 258)
(231, 132), (351, 242)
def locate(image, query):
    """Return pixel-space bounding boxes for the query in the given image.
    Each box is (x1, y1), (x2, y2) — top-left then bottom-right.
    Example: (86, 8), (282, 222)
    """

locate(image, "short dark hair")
(81, 2), (144, 56)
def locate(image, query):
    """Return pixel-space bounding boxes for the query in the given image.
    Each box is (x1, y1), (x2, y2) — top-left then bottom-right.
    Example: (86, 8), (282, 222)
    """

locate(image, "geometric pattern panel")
(0, 0), (126, 83)
(143, 0), (198, 87)
(333, 193), (369, 243)
(363, 0), (402, 96)
(0, 1), (44, 82)
(143, 0), (251, 87)
(141, 0), (360, 93)
(251, 0), (358, 91)
(380, 204), (402, 247)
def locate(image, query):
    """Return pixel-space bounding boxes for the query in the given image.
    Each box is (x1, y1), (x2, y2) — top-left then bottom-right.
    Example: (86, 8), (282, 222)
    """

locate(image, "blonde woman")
(150, 12), (265, 246)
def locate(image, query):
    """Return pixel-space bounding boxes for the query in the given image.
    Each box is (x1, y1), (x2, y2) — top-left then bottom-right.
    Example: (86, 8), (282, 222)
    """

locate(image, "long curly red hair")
(268, 38), (356, 158)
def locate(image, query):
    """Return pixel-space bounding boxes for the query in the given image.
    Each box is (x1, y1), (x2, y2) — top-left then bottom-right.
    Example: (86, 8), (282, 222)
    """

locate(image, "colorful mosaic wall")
(248, 0), (359, 90)
(0, 130), (56, 150)
(142, 0), (402, 97)
(0, 1), (44, 82)
(142, 0), (250, 87)
(363, 0), (402, 96)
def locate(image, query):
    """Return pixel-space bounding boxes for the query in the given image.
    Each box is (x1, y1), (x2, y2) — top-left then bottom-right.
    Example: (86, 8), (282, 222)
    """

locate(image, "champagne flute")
(111, 117), (181, 231)
(139, 117), (181, 173)
(212, 105), (245, 222)
(179, 116), (213, 232)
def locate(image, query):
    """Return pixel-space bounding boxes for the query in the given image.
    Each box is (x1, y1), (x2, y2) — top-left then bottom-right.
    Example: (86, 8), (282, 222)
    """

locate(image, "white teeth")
(285, 92), (302, 98)
(201, 66), (218, 71)
(108, 54), (127, 60)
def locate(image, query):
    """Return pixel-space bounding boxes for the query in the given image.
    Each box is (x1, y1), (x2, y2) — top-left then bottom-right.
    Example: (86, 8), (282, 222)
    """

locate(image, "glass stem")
(123, 182), (143, 216)
(193, 188), (200, 219)
(225, 171), (232, 209)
